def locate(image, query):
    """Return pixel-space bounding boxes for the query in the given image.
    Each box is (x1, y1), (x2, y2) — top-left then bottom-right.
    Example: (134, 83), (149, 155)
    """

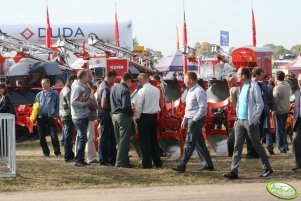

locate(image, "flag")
(220, 30), (229, 47)
(176, 25), (180, 50)
(115, 2), (120, 47)
(183, 0), (188, 74)
(183, 9), (188, 50)
(252, 8), (256, 47)
(45, 5), (52, 48)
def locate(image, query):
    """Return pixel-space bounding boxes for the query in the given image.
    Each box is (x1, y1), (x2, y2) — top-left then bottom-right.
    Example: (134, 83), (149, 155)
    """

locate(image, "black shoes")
(75, 161), (90, 167)
(292, 166), (301, 171)
(88, 159), (99, 165)
(55, 152), (62, 157)
(155, 161), (163, 168)
(268, 149), (275, 155)
(43, 153), (50, 157)
(65, 158), (75, 163)
(200, 166), (214, 171)
(260, 168), (273, 177)
(116, 164), (134, 169)
(172, 165), (186, 172)
(223, 171), (238, 179)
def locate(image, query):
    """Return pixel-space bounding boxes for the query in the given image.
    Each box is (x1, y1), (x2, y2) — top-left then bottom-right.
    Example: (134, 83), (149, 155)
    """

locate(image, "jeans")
(98, 111), (116, 164)
(73, 118), (89, 163)
(63, 119), (75, 161)
(61, 127), (65, 145)
(37, 116), (61, 155)
(274, 113), (289, 152)
(293, 119), (301, 166)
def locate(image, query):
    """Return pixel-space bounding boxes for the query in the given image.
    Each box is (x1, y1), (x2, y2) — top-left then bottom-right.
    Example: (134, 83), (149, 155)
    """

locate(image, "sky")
(0, 0), (300, 56)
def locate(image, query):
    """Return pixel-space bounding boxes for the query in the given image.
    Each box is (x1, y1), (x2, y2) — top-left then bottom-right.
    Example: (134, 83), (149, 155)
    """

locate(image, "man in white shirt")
(135, 73), (162, 168)
(172, 72), (214, 172)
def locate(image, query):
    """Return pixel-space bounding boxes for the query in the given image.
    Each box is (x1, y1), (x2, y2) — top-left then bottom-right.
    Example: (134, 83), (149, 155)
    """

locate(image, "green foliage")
(145, 48), (163, 62)
(290, 45), (301, 56)
(263, 43), (292, 60)
(194, 42), (212, 56)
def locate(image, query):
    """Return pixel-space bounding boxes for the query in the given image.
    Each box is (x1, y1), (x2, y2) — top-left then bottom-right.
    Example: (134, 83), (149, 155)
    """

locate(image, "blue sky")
(0, 0), (300, 55)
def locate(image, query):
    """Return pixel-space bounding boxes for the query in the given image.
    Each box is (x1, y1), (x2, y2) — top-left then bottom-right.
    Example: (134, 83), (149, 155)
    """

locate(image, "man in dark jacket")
(110, 73), (134, 168)
(60, 75), (77, 162)
(292, 74), (301, 171)
(97, 70), (117, 166)
(247, 67), (275, 158)
(35, 78), (60, 157)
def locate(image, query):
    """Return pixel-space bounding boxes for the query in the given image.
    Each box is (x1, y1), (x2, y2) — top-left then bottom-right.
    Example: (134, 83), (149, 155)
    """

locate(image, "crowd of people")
(31, 69), (162, 168)
(0, 67), (300, 178)
(226, 67), (301, 179)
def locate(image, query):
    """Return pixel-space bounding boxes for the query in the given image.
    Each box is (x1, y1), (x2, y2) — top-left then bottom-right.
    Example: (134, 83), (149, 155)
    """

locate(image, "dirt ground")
(1, 182), (301, 201)
(0, 136), (301, 201)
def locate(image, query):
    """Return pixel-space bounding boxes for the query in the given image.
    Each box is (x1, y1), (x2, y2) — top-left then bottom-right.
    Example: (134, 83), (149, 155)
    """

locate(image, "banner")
(220, 30), (229, 47)
(106, 58), (129, 79)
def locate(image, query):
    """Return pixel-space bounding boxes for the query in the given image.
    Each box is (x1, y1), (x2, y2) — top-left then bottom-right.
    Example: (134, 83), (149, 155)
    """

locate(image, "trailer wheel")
(227, 128), (235, 157)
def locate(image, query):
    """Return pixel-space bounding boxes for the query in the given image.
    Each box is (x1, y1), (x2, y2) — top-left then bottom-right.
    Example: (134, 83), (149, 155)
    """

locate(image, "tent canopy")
(155, 50), (197, 72)
(278, 54), (301, 71)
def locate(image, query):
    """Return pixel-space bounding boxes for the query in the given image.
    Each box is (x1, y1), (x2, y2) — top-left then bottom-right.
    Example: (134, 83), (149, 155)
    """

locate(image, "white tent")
(278, 54), (301, 75)
(155, 50), (197, 72)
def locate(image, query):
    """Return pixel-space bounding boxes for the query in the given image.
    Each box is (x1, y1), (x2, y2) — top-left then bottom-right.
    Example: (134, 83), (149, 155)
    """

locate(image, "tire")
(227, 128), (235, 157)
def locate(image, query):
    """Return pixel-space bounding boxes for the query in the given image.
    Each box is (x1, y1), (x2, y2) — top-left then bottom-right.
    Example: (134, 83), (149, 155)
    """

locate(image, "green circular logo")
(267, 181), (299, 200)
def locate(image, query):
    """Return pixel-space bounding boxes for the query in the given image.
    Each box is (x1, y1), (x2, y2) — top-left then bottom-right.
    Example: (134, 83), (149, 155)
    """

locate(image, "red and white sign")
(106, 58), (129, 79)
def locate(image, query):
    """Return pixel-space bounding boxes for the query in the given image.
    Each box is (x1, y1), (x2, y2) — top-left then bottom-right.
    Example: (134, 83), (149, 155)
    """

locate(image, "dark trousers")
(73, 118), (89, 163)
(98, 112), (117, 164)
(231, 120), (271, 174)
(137, 113), (162, 168)
(180, 118), (214, 168)
(293, 119), (301, 166)
(247, 114), (266, 157)
(37, 116), (61, 155)
(274, 113), (289, 152)
(62, 119), (75, 161)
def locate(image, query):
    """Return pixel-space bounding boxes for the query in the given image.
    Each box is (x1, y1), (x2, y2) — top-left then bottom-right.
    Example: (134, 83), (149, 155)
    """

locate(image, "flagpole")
(176, 25), (179, 51)
(115, 1), (120, 47)
(251, 0), (257, 47)
(182, 0), (188, 75)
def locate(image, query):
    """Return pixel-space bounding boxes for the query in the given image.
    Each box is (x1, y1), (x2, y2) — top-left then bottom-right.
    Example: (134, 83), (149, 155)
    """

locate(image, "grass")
(0, 136), (300, 192)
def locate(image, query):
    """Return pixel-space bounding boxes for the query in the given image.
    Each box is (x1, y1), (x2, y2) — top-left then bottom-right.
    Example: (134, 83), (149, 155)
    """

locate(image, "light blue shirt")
(184, 83), (207, 122)
(238, 83), (250, 120)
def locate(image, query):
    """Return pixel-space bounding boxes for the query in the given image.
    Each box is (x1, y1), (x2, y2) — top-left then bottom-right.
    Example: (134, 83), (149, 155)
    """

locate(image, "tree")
(290, 45), (301, 56)
(263, 43), (291, 60)
(263, 43), (276, 50)
(273, 46), (292, 60)
(194, 42), (212, 56)
(145, 48), (163, 62)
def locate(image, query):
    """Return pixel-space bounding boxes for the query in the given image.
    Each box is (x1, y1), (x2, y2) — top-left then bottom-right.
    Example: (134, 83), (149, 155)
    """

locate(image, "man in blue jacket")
(35, 78), (60, 157)
(224, 67), (273, 179)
